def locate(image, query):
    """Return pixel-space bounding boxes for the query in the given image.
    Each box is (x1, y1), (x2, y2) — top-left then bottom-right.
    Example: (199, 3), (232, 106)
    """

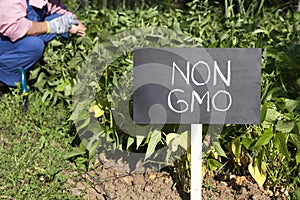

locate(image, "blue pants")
(0, 10), (67, 86)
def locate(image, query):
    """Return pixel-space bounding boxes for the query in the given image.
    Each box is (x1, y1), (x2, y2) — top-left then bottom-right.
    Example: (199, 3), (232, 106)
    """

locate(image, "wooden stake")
(191, 124), (203, 200)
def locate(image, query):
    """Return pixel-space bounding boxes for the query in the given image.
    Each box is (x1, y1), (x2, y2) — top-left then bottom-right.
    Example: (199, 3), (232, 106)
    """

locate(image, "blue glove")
(47, 15), (78, 34)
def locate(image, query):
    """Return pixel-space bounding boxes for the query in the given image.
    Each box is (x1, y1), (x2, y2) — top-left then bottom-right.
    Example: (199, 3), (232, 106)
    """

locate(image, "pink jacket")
(0, 0), (72, 42)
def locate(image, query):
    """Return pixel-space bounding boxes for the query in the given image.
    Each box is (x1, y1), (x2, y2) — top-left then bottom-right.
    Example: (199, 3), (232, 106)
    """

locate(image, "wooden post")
(191, 124), (203, 200)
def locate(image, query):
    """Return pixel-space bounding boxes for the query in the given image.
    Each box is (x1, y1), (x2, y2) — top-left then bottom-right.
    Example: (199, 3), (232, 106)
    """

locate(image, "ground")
(67, 153), (287, 200)
(0, 91), (290, 200)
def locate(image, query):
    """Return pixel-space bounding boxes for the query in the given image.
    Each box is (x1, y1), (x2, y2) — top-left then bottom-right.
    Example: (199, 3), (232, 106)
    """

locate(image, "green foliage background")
(2, 0), (300, 198)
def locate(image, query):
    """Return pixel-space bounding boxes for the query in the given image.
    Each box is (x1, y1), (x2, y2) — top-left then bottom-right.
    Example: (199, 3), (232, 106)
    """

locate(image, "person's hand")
(47, 15), (78, 34)
(69, 21), (87, 37)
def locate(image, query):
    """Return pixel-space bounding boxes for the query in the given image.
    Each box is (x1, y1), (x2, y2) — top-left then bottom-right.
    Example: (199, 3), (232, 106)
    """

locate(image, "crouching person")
(0, 0), (87, 86)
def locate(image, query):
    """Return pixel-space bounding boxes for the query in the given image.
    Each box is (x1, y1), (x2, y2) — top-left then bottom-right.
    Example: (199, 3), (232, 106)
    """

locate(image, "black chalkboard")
(133, 48), (261, 124)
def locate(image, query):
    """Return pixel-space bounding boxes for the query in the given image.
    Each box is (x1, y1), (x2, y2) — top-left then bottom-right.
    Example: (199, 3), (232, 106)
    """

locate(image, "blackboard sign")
(133, 48), (261, 124)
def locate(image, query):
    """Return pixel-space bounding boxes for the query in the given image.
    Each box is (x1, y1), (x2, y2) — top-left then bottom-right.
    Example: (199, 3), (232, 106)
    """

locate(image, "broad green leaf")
(209, 40), (219, 48)
(275, 98), (286, 112)
(274, 132), (290, 160)
(88, 140), (100, 159)
(145, 130), (162, 160)
(248, 158), (267, 188)
(252, 128), (273, 148)
(80, 139), (88, 150)
(50, 39), (63, 46)
(207, 158), (223, 171)
(76, 112), (91, 132)
(56, 83), (66, 92)
(76, 37), (93, 47)
(266, 87), (287, 101)
(220, 33), (229, 41)
(69, 101), (87, 122)
(69, 55), (83, 67)
(260, 103), (267, 123)
(85, 121), (104, 136)
(29, 67), (41, 80)
(127, 137), (135, 150)
(275, 120), (295, 133)
(136, 135), (145, 150)
(264, 108), (281, 122)
(64, 148), (86, 160)
(56, 79), (70, 92)
(289, 133), (300, 149)
(241, 135), (254, 149)
(173, 21), (182, 34)
(34, 72), (47, 88)
(214, 142), (227, 158)
(284, 99), (300, 112)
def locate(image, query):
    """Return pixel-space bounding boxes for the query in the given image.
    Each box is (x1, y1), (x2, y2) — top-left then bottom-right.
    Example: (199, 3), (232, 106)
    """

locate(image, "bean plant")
(28, 0), (300, 196)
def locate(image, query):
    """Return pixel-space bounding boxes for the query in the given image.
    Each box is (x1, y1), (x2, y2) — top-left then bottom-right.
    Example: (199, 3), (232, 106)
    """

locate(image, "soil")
(67, 153), (288, 200)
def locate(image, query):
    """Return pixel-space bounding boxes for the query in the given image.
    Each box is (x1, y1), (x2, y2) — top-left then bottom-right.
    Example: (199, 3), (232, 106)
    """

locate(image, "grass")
(0, 89), (81, 199)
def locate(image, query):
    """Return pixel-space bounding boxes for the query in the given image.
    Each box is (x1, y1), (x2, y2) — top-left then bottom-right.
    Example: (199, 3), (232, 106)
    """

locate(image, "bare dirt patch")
(66, 153), (287, 200)
(68, 165), (185, 199)
(203, 173), (269, 200)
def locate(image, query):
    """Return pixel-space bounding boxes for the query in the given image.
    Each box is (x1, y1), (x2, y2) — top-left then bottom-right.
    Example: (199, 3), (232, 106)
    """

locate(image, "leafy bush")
(23, 0), (300, 196)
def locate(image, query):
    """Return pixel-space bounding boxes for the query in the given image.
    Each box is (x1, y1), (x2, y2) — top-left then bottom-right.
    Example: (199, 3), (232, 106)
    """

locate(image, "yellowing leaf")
(248, 158), (267, 188)
(166, 131), (188, 152)
(231, 137), (241, 158)
(233, 157), (241, 166)
(202, 165), (206, 180)
(166, 133), (179, 146)
(231, 137), (242, 165)
(89, 105), (104, 118)
(173, 131), (188, 151)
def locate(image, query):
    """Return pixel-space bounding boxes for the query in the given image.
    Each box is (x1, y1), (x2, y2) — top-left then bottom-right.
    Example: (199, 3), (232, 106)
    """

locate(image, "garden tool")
(19, 68), (29, 111)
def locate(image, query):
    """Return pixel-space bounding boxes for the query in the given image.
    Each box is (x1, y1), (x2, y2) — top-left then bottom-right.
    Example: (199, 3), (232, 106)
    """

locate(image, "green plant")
(0, 90), (78, 199)
(20, 0), (300, 194)
(181, 0), (300, 193)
